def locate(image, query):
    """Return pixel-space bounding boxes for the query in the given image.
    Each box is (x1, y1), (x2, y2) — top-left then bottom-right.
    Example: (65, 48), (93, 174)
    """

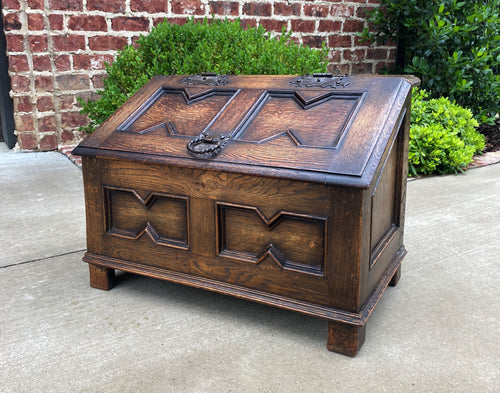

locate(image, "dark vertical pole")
(0, 0), (17, 148)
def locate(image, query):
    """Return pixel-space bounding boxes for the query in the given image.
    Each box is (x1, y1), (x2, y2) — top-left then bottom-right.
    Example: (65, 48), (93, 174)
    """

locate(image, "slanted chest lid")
(74, 74), (413, 187)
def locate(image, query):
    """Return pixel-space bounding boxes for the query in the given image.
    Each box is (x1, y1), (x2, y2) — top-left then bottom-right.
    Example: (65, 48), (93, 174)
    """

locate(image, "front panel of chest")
(89, 158), (336, 305)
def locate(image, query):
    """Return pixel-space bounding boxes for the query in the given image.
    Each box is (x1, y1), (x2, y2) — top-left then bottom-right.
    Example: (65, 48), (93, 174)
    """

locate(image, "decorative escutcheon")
(289, 73), (350, 89)
(187, 132), (229, 157)
(180, 73), (230, 86)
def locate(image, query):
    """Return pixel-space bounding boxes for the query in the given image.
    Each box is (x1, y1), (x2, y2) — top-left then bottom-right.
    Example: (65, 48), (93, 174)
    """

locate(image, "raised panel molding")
(104, 186), (190, 250)
(217, 202), (327, 277)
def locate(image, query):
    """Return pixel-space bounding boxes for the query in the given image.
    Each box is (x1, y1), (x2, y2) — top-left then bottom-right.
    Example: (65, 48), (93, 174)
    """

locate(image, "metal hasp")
(289, 73), (350, 89)
(180, 73), (230, 86)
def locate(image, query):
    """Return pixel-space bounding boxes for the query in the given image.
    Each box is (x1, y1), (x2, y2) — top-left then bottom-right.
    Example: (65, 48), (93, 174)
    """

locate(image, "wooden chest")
(74, 74), (414, 356)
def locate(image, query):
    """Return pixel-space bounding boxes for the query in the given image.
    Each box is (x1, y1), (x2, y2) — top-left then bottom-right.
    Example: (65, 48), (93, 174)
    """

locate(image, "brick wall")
(2, 0), (394, 151)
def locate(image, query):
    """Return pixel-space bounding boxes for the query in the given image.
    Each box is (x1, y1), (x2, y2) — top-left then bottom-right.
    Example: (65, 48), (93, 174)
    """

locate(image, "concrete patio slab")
(0, 144), (498, 392)
(0, 148), (86, 267)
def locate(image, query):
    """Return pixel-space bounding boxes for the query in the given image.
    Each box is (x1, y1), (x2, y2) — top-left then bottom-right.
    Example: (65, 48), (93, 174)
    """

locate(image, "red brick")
(302, 35), (326, 49)
(48, 14), (64, 30)
(35, 75), (54, 92)
(291, 20), (315, 33)
(353, 35), (368, 47)
(61, 112), (88, 128)
(4, 13), (22, 31)
(357, 6), (377, 19)
(27, 0), (44, 9)
(18, 133), (38, 150)
(367, 48), (389, 60)
(328, 63), (350, 75)
(274, 2), (301, 16)
(68, 15), (107, 31)
(38, 115), (56, 133)
(318, 20), (342, 33)
(209, 1), (239, 16)
(112, 17), (149, 32)
(3, 0), (21, 10)
(48, 0), (81, 11)
(29, 35), (48, 52)
(39, 134), (58, 151)
(243, 2), (271, 17)
(8, 55), (29, 72)
(57, 95), (75, 111)
(73, 54), (114, 70)
(351, 62), (373, 74)
(171, 0), (205, 15)
(32, 55), (52, 72)
(153, 17), (167, 27)
(27, 13), (45, 30)
(92, 74), (106, 89)
(60, 130), (77, 144)
(87, 0), (126, 12)
(14, 96), (33, 112)
(52, 35), (85, 51)
(331, 5), (355, 18)
(56, 74), (90, 91)
(15, 114), (34, 131)
(54, 55), (71, 71)
(343, 48), (366, 62)
(388, 48), (396, 61)
(130, 35), (142, 49)
(374, 61), (389, 74)
(130, 0), (167, 13)
(5, 34), (24, 52)
(88, 35), (127, 51)
(329, 35), (352, 48)
(259, 19), (287, 33)
(342, 20), (364, 33)
(304, 4), (330, 18)
(165, 17), (189, 26)
(11, 75), (31, 92)
(37, 96), (54, 112)
(328, 50), (341, 64)
(240, 18), (257, 29)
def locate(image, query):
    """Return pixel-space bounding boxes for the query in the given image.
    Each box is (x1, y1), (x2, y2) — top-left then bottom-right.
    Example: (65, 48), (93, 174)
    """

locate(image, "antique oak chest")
(74, 74), (414, 356)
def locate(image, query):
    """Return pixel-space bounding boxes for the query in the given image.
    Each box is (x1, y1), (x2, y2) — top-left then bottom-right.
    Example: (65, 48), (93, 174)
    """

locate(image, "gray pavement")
(0, 142), (498, 393)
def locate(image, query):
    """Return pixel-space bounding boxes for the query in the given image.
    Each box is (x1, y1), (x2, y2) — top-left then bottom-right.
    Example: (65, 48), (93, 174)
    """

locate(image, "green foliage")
(408, 89), (485, 176)
(79, 18), (328, 132)
(361, 0), (500, 124)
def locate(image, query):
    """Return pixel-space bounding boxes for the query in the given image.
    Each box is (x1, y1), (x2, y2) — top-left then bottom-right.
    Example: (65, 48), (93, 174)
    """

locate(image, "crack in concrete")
(0, 249), (86, 269)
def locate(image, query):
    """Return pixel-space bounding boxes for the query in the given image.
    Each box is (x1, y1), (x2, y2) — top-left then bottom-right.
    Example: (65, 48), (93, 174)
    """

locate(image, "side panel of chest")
(83, 157), (337, 305)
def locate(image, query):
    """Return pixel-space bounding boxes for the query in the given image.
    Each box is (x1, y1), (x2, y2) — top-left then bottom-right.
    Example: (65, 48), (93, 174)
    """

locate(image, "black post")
(0, 0), (17, 148)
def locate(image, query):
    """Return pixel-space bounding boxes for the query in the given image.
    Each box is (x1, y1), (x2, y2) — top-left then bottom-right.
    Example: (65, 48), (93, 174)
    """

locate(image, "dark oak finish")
(74, 74), (414, 356)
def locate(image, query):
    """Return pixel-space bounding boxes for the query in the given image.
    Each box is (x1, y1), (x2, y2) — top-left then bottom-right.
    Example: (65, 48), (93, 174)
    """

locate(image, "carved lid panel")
(75, 74), (413, 187)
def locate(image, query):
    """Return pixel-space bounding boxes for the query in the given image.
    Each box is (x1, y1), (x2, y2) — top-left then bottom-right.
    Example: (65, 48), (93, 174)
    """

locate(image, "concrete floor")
(0, 143), (498, 392)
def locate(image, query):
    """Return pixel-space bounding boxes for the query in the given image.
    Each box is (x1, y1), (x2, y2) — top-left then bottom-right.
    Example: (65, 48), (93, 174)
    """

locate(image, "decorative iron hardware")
(289, 73), (350, 89)
(180, 73), (230, 86)
(187, 132), (229, 157)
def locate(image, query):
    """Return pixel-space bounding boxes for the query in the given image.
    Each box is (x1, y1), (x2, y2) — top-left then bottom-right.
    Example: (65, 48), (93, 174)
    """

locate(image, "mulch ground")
(477, 118), (500, 153)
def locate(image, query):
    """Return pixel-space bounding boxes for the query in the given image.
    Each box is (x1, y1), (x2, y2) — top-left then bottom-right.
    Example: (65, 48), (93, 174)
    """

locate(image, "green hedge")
(361, 0), (500, 124)
(409, 89), (485, 176)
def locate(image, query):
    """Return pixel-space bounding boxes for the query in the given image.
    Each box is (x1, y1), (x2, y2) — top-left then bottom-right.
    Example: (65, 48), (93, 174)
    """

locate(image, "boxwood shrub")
(79, 18), (328, 133)
(408, 89), (485, 176)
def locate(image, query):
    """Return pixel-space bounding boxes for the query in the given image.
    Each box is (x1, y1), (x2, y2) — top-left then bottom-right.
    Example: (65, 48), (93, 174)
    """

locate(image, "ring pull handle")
(187, 133), (228, 157)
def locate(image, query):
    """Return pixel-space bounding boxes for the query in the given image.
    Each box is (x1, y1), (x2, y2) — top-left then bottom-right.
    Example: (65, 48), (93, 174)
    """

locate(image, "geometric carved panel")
(217, 202), (326, 276)
(234, 91), (361, 149)
(117, 88), (235, 136)
(104, 186), (189, 250)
